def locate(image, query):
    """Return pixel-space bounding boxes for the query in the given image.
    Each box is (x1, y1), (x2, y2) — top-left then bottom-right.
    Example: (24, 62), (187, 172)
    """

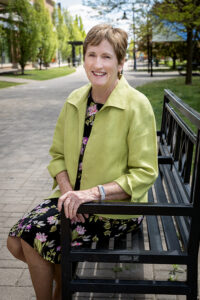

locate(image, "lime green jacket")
(47, 76), (158, 219)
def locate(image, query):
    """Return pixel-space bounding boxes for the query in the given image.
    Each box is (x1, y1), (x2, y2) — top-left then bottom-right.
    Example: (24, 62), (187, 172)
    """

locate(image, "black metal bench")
(61, 89), (200, 299)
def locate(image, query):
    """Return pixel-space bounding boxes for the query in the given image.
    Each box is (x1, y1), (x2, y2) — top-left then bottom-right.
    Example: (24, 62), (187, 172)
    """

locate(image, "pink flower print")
(76, 225), (86, 235)
(79, 162), (82, 171)
(80, 146), (84, 155)
(18, 222), (24, 229)
(87, 104), (97, 116)
(37, 207), (49, 213)
(80, 137), (88, 155)
(26, 224), (32, 230)
(56, 246), (61, 251)
(47, 216), (55, 225)
(83, 137), (88, 145)
(36, 232), (47, 242)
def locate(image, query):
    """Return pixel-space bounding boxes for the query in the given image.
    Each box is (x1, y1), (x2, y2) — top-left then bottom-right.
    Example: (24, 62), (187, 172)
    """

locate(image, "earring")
(118, 69), (123, 79)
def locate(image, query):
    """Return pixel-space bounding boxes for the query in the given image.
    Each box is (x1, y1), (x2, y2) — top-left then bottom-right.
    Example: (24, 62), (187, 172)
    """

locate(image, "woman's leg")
(53, 264), (61, 300)
(7, 236), (26, 263)
(21, 239), (54, 300)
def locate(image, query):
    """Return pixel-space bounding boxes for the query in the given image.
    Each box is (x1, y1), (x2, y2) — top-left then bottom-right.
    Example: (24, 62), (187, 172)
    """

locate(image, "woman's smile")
(92, 71), (107, 77)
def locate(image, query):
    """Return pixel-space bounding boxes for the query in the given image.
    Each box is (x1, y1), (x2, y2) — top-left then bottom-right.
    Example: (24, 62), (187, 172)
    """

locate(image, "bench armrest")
(76, 201), (193, 217)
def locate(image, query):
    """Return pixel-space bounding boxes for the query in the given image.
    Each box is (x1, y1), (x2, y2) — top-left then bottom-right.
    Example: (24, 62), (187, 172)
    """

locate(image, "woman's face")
(84, 39), (124, 91)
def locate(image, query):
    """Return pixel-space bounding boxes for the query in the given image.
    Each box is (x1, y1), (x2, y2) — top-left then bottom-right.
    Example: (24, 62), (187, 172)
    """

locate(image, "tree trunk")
(147, 34), (150, 73)
(185, 28), (193, 85)
(20, 63), (25, 75)
(172, 55), (177, 70)
(39, 59), (42, 70)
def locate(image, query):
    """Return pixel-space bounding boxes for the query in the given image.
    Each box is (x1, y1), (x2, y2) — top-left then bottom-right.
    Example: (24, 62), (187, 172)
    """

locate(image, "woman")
(7, 24), (158, 300)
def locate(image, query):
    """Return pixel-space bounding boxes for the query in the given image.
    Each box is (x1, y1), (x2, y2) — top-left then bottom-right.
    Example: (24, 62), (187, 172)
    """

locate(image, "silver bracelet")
(97, 185), (106, 201)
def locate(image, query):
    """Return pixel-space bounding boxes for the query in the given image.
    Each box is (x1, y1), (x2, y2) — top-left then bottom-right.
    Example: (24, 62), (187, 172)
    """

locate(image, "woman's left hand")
(57, 188), (99, 219)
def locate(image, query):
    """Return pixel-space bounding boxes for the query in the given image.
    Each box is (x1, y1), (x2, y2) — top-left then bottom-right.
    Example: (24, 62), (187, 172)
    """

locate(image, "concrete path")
(0, 63), (199, 300)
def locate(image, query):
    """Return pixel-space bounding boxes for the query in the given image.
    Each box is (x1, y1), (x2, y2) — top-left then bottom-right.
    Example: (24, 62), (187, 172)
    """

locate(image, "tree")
(8, 0), (39, 74)
(34, 0), (57, 69)
(0, 25), (6, 63)
(53, 6), (70, 65)
(153, 0), (200, 84)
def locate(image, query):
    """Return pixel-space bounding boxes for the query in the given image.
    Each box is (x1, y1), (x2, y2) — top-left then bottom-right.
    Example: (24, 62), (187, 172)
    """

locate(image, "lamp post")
(132, 5), (137, 71)
(122, 6), (137, 71)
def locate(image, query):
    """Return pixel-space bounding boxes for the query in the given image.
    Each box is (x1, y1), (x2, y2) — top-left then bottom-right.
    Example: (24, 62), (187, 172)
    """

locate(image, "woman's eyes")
(88, 54), (111, 59)
(103, 55), (111, 59)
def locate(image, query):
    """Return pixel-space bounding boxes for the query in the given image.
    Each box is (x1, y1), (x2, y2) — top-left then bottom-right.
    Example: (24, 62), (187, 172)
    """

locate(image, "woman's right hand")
(71, 214), (89, 223)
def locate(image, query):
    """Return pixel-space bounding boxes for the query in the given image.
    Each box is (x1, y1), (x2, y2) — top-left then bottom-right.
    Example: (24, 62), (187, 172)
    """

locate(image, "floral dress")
(8, 92), (143, 264)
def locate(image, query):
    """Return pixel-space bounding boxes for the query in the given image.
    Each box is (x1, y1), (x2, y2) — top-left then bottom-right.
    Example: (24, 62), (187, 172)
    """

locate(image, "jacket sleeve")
(114, 98), (158, 202)
(47, 103), (67, 190)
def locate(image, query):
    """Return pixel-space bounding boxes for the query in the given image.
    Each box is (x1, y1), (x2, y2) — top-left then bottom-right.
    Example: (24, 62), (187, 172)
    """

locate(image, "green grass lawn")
(0, 81), (24, 89)
(3, 66), (76, 81)
(136, 77), (200, 131)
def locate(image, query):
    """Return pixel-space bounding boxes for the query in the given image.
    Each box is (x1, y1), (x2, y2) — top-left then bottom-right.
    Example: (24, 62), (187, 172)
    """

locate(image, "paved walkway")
(0, 62), (199, 300)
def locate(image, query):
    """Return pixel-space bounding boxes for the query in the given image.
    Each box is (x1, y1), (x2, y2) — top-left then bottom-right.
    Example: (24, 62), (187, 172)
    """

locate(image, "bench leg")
(187, 260), (198, 300)
(62, 261), (73, 300)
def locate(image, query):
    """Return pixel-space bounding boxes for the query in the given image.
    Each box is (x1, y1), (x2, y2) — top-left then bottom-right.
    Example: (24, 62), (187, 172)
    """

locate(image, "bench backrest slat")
(147, 188), (163, 251)
(164, 89), (200, 129)
(154, 174), (182, 251)
(159, 165), (190, 251)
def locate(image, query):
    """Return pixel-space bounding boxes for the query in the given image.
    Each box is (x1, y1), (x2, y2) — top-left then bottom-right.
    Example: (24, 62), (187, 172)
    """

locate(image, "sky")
(57, 0), (83, 8)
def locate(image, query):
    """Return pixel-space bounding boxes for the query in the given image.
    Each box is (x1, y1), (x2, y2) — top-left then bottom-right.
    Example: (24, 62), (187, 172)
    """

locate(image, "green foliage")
(0, 25), (6, 38)
(53, 6), (71, 63)
(34, 0), (57, 68)
(63, 10), (86, 42)
(152, 0), (200, 84)
(112, 266), (123, 273)
(168, 264), (185, 281)
(153, 0), (200, 29)
(63, 10), (86, 61)
(0, 25), (6, 58)
(8, 0), (39, 74)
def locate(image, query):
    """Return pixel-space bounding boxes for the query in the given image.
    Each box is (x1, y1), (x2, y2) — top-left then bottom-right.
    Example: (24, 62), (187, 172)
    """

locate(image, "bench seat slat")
(146, 189), (163, 251)
(146, 215), (163, 251)
(131, 225), (145, 251)
(154, 174), (182, 251)
(159, 163), (190, 250)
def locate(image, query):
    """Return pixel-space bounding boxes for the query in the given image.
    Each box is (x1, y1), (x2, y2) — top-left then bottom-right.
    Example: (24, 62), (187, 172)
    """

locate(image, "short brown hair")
(83, 24), (128, 64)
